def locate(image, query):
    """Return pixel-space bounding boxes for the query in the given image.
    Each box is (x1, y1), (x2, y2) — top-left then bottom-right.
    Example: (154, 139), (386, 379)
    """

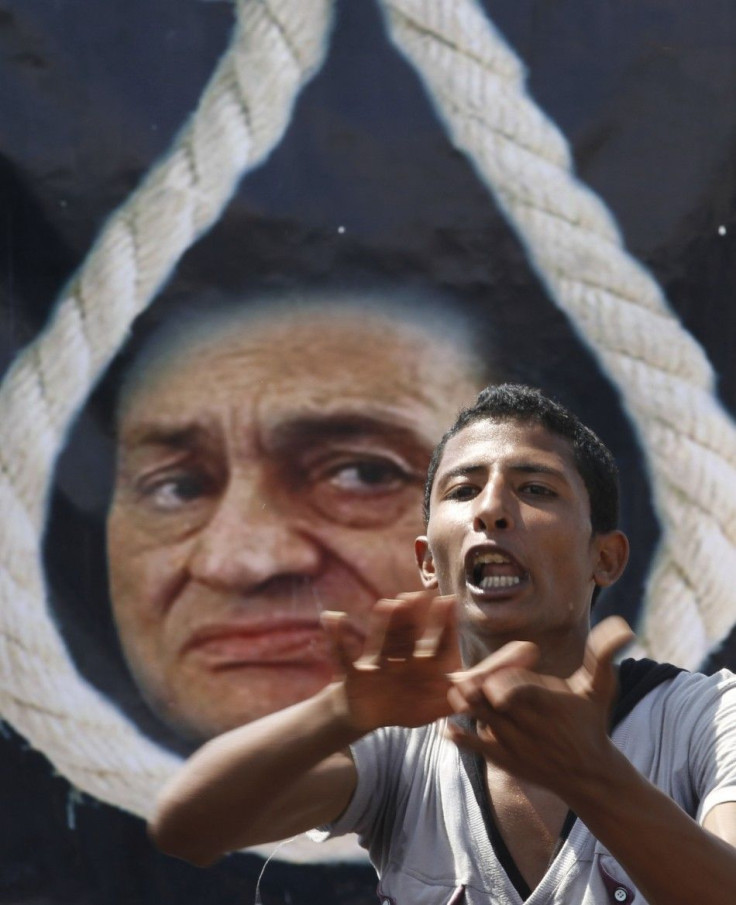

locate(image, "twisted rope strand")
(0, 0), (335, 818)
(379, 0), (736, 666)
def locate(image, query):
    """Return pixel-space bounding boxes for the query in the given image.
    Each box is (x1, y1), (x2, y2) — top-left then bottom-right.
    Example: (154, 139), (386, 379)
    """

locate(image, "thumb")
(320, 610), (358, 674)
(584, 616), (635, 699)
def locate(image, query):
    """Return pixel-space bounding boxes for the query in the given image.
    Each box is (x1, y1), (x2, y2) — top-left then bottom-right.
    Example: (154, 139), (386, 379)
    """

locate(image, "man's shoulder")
(350, 719), (452, 782)
(614, 657), (686, 727)
(615, 657), (736, 725)
(354, 719), (449, 752)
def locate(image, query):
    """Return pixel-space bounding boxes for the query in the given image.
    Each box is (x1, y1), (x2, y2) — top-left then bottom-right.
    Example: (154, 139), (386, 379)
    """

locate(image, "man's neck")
(484, 762), (571, 893)
(460, 624), (591, 678)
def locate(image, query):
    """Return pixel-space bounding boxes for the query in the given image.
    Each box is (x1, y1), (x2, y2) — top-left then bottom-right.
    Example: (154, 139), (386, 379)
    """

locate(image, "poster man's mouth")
(181, 619), (364, 668)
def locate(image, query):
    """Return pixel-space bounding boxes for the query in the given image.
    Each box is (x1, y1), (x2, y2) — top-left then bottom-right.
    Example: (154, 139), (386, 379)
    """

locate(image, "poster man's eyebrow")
(266, 413), (437, 451)
(118, 423), (209, 449)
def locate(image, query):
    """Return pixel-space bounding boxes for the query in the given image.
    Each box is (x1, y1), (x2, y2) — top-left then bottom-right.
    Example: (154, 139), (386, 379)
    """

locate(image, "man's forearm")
(150, 682), (362, 865)
(561, 742), (736, 905)
(151, 592), (460, 865)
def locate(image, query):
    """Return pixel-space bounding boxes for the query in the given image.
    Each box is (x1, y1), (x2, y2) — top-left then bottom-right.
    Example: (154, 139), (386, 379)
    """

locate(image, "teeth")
(479, 575), (521, 590)
(474, 552), (510, 565)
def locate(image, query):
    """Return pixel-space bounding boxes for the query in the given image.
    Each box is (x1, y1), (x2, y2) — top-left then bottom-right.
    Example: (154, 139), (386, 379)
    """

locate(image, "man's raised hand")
(446, 616), (634, 795)
(321, 591), (461, 734)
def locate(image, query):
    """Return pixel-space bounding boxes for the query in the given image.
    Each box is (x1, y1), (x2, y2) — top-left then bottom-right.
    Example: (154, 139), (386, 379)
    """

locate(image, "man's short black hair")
(423, 383), (620, 535)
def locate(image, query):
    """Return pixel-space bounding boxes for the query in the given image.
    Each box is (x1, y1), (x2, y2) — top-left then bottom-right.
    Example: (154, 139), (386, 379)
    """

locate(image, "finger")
(481, 668), (566, 712)
(380, 599), (424, 661)
(455, 692), (499, 726)
(414, 595), (456, 659)
(451, 640), (539, 695)
(397, 588), (441, 641)
(447, 684), (471, 715)
(389, 590), (446, 656)
(360, 595), (433, 665)
(431, 597), (463, 672)
(444, 721), (507, 760)
(444, 722), (488, 755)
(353, 598), (396, 667)
(396, 589), (440, 603)
(450, 669), (538, 725)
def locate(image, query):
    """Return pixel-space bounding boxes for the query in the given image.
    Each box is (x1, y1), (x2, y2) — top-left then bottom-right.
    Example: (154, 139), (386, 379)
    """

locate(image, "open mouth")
(466, 548), (528, 594)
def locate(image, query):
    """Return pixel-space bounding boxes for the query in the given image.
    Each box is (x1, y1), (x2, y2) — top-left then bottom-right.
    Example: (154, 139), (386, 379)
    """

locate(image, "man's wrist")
(556, 739), (639, 818)
(317, 681), (368, 744)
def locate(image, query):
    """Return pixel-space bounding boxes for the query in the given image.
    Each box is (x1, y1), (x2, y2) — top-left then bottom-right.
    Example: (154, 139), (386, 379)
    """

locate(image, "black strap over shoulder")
(612, 657), (685, 730)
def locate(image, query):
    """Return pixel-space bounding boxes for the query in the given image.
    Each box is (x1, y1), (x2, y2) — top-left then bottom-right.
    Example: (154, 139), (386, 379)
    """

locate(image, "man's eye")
(445, 484), (477, 501)
(326, 460), (411, 494)
(521, 483), (555, 497)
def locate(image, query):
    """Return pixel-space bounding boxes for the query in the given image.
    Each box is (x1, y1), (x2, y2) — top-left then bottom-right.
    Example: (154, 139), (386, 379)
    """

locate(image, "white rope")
(0, 0), (335, 819)
(377, 0), (736, 666)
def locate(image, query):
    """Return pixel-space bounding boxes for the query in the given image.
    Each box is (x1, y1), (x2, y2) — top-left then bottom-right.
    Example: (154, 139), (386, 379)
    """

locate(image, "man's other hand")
(446, 616), (634, 795)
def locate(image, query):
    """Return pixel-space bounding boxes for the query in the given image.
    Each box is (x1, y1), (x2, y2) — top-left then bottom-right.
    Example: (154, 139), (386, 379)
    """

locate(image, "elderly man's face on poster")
(106, 301), (485, 741)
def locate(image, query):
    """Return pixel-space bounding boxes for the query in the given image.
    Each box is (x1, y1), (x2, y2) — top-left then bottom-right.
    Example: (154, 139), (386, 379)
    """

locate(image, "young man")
(151, 384), (736, 904)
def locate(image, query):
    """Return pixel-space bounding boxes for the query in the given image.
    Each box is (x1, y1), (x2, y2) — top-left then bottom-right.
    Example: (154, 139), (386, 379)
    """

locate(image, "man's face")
(108, 309), (481, 741)
(417, 418), (620, 666)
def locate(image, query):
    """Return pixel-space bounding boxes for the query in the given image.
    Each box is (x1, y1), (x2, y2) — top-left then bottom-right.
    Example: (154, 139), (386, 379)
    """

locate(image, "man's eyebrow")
(436, 460), (567, 487)
(509, 462), (566, 479)
(435, 463), (486, 489)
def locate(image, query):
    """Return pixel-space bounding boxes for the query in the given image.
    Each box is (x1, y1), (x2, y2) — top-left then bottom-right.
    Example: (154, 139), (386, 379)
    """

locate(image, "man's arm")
(150, 685), (362, 866)
(562, 749), (736, 905)
(448, 617), (736, 905)
(150, 591), (475, 865)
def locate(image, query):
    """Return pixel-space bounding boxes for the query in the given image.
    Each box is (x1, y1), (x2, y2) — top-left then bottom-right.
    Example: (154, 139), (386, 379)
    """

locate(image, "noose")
(379, 0), (736, 667)
(0, 0), (734, 827)
(0, 0), (335, 818)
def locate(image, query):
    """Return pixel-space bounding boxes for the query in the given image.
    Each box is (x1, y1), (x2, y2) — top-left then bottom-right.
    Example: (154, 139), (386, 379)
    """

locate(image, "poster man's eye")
(307, 452), (424, 528)
(326, 459), (411, 493)
(140, 473), (211, 511)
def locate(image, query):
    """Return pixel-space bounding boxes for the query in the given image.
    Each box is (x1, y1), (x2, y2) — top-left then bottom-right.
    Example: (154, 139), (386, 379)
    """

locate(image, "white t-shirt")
(317, 664), (736, 905)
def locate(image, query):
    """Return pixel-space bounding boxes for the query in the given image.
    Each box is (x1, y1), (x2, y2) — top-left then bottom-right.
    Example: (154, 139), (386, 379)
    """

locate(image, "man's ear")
(592, 529), (630, 588)
(414, 536), (439, 589)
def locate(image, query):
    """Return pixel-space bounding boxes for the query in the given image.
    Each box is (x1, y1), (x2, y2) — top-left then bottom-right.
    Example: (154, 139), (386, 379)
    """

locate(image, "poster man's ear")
(593, 529), (630, 588)
(415, 536), (439, 589)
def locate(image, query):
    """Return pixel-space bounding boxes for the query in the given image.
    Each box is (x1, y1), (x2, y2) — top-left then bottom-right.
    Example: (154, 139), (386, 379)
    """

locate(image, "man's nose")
(187, 478), (323, 591)
(473, 478), (513, 533)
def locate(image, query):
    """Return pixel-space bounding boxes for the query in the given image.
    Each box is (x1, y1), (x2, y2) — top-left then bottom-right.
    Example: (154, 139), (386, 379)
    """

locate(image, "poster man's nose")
(187, 478), (324, 590)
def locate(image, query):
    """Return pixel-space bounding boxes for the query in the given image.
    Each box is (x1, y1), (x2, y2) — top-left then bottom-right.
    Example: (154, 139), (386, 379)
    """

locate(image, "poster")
(2, 1), (736, 901)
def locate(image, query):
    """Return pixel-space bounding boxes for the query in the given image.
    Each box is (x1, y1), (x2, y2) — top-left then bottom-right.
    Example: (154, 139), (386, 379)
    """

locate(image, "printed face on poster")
(104, 291), (487, 743)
